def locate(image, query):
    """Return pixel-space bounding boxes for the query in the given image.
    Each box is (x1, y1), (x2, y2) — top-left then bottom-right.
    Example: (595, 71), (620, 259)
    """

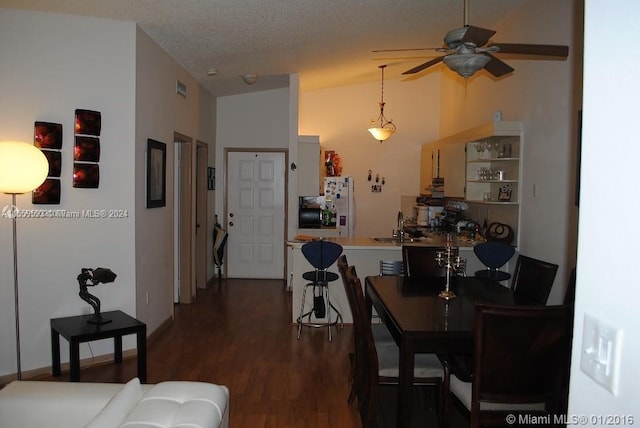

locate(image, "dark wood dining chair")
(445, 303), (573, 428)
(402, 245), (459, 278)
(511, 254), (558, 305)
(337, 255), (445, 428)
(338, 255), (394, 405)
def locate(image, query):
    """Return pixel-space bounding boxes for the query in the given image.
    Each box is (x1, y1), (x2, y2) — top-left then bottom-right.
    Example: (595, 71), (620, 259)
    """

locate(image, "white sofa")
(0, 378), (229, 428)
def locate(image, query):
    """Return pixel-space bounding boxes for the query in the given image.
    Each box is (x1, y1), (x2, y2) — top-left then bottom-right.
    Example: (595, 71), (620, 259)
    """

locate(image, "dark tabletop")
(365, 275), (514, 352)
(51, 310), (145, 340)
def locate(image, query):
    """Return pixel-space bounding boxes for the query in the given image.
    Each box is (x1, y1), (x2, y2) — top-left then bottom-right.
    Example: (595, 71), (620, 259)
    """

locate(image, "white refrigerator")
(324, 176), (355, 236)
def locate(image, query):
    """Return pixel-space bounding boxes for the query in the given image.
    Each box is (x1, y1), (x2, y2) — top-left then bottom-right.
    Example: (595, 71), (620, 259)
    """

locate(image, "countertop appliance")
(415, 204), (444, 227)
(298, 196), (323, 228)
(323, 176), (355, 236)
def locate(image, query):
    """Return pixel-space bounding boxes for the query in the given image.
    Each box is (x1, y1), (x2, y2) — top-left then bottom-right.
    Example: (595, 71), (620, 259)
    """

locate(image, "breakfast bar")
(287, 234), (490, 324)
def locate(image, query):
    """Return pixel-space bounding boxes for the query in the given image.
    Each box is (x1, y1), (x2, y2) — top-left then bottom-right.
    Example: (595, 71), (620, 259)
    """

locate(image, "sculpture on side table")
(77, 267), (117, 324)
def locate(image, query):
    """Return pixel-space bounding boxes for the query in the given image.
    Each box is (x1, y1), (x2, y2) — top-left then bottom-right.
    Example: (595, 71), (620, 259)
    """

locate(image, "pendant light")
(368, 65), (396, 143)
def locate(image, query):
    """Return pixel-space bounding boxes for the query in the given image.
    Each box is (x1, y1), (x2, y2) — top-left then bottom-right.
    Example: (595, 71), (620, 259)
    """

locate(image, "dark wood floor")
(32, 278), (464, 428)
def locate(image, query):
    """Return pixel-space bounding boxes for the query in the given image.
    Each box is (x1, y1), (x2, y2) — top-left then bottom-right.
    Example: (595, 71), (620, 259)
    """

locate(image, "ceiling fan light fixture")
(443, 53), (490, 77)
(369, 65), (396, 143)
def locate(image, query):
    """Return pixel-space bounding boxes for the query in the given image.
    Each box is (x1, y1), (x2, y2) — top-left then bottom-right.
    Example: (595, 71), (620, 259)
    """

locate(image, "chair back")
(471, 303), (572, 424)
(337, 255), (379, 427)
(402, 245), (457, 278)
(302, 240), (343, 270)
(379, 259), (404, 276)
(564, 267), (576, 306)
(473, 242), (515, 270)
(347, 266), (379, 427)
(511, 255), (558, 305)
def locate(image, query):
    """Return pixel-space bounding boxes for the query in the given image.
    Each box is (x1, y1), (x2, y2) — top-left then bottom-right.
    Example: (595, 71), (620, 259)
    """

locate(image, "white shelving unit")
(465, 137), (521, 204)
(422, 121), (523, 247)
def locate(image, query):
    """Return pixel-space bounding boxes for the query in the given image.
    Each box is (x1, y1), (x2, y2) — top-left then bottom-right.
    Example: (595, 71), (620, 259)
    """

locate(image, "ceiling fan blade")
(461, 25), (496, 47)
(402, 56), (444, 75)
(372, 48), (441, 53)
(490, 43), (569, 57)
(484, 53), (514, 77)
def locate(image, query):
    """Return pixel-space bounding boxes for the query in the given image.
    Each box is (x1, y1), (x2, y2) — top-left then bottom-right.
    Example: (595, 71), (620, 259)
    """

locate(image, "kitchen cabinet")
(465, 134), (521, 204)
(297, 135), (321, 195)
(420, 139), (467, 198)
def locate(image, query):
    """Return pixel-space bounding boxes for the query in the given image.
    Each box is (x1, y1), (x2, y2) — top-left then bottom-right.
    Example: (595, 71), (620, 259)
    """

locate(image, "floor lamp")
(0, 141), (48, 380)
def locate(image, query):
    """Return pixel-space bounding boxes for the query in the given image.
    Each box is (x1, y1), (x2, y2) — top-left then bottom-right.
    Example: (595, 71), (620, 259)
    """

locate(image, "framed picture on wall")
(146, 139), (166, 208)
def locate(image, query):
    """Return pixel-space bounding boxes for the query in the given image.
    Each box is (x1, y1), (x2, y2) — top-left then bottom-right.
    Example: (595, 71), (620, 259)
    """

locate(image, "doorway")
(195, 142), (208, 289)
(225, 150), (287, 279)
(173, 134), (209, 303)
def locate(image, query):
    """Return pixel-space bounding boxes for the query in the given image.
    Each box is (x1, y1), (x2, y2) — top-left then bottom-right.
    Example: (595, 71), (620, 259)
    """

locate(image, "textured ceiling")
(0, 0), (526, 96)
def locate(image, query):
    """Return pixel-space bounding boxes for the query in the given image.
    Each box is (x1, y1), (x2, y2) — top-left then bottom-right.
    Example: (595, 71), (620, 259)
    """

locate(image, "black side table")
(50, 310), (147, 382)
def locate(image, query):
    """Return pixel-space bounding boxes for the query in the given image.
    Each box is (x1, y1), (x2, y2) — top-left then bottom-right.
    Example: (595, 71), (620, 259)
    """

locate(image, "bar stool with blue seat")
(297, 239), (344, 342)
(473, 241), (516, 281)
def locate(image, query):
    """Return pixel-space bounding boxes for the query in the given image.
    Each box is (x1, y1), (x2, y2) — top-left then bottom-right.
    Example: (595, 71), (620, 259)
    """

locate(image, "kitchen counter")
(286, 234), (487, 324)
(287, 233), (481, 250)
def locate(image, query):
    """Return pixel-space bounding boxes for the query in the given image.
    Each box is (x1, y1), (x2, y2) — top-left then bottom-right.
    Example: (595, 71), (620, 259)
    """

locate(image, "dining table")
(364, 274), (514, 428)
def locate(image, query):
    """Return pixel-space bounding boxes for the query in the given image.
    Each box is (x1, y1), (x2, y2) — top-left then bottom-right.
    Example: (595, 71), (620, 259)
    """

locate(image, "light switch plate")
(580, 313), (623, 395)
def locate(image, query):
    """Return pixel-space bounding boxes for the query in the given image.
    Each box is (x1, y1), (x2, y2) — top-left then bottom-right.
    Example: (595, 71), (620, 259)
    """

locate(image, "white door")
(226, 151), (286, 278)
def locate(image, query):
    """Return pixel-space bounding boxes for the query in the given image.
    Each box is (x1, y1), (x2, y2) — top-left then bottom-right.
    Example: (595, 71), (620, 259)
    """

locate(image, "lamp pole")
(11, 193), (21, 380)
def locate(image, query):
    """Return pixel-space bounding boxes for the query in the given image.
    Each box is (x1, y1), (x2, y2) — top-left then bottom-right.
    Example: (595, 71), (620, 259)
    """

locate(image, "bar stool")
(473, 241), (515, 281)
(297, 240), (344, 342)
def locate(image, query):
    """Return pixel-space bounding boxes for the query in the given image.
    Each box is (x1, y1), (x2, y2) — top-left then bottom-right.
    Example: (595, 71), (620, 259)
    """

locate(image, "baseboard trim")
(0, 314), (174, 385)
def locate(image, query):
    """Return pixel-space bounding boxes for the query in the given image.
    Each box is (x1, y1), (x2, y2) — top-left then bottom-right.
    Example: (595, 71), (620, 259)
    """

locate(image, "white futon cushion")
(119, 381), (229, 428)
(85, 377), (144, 428)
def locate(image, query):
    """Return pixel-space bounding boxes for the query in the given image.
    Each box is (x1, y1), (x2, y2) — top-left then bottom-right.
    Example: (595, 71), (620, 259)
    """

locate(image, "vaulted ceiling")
(0, 0), (527, 96)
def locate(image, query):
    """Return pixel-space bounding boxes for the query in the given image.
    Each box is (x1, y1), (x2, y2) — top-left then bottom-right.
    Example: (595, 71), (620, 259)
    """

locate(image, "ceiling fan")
(375, 0), (569, 79)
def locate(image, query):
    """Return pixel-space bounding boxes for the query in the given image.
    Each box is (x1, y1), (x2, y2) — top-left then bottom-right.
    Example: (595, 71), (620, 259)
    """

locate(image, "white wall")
(568, 0), (640, 418)
(299, 74), (442, 237)
(438, 0), (578, 304)
(215, 86), (297, 246)
(0, 8), (217, 378)
(0, 9), (137, 376)
(135, 27), (217, 332)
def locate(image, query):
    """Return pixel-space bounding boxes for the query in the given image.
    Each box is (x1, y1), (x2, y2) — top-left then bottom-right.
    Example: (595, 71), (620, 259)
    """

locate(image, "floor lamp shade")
(0, 141), (49, 194)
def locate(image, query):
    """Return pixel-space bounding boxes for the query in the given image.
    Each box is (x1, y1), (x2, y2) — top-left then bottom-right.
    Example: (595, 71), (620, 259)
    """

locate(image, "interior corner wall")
(299, 74), (442, 237)
(437, 0), (577, 304)
(0, 8), (137, 376)
(135, 27), (217, 330)
(197, 88), (218, 282)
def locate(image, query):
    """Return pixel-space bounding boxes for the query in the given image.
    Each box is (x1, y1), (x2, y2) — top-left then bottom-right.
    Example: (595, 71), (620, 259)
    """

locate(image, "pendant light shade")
(368, 65), (396, 143)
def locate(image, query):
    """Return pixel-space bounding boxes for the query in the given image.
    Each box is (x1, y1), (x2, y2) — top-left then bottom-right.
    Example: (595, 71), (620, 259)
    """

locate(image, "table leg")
(70, 341), (80, 382)
(114, 335), (123, 364)
(397, 339), (415, 428)
(137, 327), (147, 382)
(51, 328), (61, 377)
